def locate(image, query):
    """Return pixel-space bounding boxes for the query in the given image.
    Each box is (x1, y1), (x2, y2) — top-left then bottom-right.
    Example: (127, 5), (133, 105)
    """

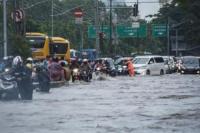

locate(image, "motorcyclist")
(80, 59), (92, 80)
(70, 58), (80, 70)
(12, 56), (33, 100)
(35, 65), (50, 92)
(94, 59), (104, 71)
(60, 61), (71, 82)
(25, 57), (34, 70)
(70, 59), (80, 82)
(48, 57), (64, 81)
(80, 59), (91, 71)
(103, 60), (110, 75)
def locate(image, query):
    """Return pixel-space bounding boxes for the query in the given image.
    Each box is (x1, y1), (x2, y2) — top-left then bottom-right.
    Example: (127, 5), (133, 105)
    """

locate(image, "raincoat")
(127, 60), (135, 77)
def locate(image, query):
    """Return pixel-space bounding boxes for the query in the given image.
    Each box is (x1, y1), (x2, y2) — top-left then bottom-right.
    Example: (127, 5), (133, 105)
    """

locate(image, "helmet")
(83, 59), (88, 62)
(12, 56), (23, 66)
(26, 57), (33, 62)
(3, 56), (8, 61)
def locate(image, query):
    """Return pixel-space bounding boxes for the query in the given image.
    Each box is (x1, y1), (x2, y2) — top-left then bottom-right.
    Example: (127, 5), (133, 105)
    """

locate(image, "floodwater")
(0, 74), (200, 133)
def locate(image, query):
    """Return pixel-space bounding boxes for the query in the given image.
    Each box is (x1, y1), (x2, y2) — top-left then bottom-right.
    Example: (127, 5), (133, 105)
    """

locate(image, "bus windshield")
(50, 43), (68, 55)
(26, 37), (46, 48)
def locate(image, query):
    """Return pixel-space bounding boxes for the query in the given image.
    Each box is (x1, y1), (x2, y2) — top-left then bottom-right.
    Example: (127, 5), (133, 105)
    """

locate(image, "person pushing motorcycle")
(12, 56), (33, 100)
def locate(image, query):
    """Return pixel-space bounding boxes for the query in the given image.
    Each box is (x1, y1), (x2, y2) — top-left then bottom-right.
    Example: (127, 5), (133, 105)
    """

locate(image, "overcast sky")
(125, 0), (161, 20)
(101, 0), (161, 20)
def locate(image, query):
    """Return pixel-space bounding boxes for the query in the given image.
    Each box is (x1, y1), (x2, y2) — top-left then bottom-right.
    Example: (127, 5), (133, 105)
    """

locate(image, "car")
(114, 57), (133, 75)
(162, 56), (177, 74)
(133, 55), (166, 75)
(177, 56), (200, 74)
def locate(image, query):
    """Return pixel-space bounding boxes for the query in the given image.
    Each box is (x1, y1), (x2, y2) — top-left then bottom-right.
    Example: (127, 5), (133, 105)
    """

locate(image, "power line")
(24, 0), (49, 10)
(114, 1), (161, 4)
(52, 5), (84, 16)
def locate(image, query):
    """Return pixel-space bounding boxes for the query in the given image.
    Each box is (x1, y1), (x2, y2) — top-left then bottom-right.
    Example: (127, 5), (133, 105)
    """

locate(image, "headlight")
(5, 68), (10, 72)
(96, 67), (101, 71)
(73, 68), (78, 73)
(122, 66), (127, 69)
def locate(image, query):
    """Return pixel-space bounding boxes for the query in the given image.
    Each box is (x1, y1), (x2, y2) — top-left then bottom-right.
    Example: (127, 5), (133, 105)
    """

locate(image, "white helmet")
(83, 59), (88, 62)
(3, 56), (8, 60)
(12, 56), (23, 66)
(26, 57), (33, 62)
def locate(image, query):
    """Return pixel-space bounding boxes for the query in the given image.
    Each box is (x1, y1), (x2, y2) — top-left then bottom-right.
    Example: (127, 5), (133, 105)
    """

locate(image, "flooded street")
(0, 74), (200, 133)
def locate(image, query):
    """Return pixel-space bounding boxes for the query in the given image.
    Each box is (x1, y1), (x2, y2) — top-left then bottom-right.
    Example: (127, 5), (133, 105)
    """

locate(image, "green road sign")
(117, 26), (137, 38)
(88, 25), (110, 38)
(117, 24), (147, 38)
(88, 24), (147, 38)
(152, 24), (167, 37)
(88, 26), (96, 38)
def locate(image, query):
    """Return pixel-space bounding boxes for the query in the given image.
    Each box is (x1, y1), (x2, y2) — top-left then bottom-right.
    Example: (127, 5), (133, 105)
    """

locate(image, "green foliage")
(152, 0), (200, 54)
(5, 0), (198, 57)
(9, 34), (31, 58)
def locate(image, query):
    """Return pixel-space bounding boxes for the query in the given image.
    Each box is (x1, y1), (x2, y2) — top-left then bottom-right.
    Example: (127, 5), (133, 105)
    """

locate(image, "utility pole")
(22, 0), (26, 35)
(3, 0), (7, 57)
(51, 0), (54, 37)
(175, 29), (178, 57)
(95, 0), (99, 57)
(167, 17), (170, 56)
(109, 0), (112, 56)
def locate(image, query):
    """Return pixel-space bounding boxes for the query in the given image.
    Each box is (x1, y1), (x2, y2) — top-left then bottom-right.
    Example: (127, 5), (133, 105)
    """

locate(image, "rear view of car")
(178, 56), (200, 74)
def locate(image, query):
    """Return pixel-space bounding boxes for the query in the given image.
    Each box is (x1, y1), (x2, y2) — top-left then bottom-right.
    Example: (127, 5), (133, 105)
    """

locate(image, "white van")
(133, 56), (166, 75)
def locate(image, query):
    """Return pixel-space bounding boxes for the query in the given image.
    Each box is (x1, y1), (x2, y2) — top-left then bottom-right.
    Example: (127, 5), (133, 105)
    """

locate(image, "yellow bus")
(49, 37), (71, 63)
(26, 32), (49, 59)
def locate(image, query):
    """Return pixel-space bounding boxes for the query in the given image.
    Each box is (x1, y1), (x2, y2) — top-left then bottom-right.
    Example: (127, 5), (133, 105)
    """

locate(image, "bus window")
(50, 43), (68, 55)
(26, 32), (50, 60)
(27, 37), (46, 48)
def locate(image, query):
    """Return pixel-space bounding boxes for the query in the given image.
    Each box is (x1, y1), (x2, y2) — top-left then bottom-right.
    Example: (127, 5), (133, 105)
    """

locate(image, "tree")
(152, 0), (200, 55)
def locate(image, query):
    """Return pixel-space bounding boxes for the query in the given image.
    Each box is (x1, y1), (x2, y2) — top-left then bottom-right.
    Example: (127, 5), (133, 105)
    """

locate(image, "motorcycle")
(33, 66), (50, 92)
(117, 65), (128, 75)
(94, 67), (108, 81)
(80, 70), (91, 82)
(95, 67), (103, 76)
(0, 73), (19, 100)
(72, 68), (80, 82)
(0, 66), (33, 100)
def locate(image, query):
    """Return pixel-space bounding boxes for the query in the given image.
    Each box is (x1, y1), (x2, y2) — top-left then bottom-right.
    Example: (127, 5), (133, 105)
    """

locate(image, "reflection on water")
(0, 74), (200, 133)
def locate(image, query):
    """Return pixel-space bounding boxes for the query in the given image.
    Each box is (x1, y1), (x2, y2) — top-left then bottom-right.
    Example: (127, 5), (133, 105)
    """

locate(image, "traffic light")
(133, 4), (138, 16)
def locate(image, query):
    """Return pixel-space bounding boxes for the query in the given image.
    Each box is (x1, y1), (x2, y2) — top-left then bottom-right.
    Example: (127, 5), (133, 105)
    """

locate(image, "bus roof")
(50, 37), (69, 44)
(25, 32), (47, 37)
